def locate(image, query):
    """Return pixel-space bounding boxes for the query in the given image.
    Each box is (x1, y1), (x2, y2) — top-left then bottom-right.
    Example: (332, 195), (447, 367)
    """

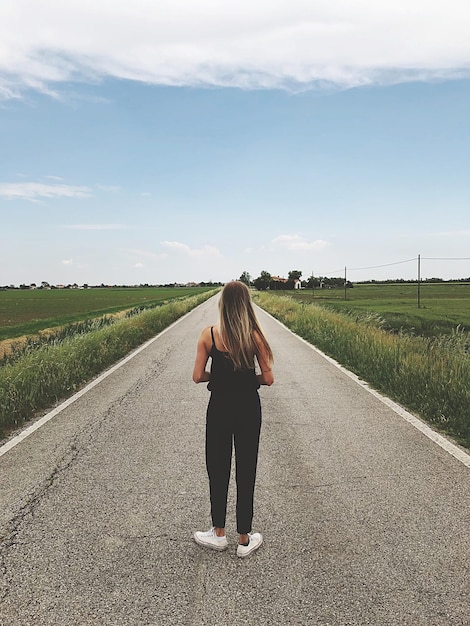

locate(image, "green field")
(0, 289), (217, 437)
(255, 290), (470, 447)
(0, 287), (213, 341)
(287, 282), (470, 337)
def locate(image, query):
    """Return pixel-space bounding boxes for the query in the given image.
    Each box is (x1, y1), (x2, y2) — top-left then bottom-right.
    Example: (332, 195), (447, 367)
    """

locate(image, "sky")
(1, 0), (469, 286)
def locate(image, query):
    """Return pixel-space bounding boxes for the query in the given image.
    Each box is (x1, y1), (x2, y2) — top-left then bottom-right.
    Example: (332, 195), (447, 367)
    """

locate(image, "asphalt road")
(0, 295), (469, 626)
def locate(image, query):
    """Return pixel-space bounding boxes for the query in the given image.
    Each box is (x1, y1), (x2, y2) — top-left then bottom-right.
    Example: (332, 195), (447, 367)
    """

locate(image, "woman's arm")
(192, 327), (211, 383)
(254, 332), (274, 386)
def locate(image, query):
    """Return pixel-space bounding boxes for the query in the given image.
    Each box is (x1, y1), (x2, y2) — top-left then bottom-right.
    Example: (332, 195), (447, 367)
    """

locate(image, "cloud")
(0, 182), (92, 200)
(1, 1), (469, 98)
(62, 224), (126, 230)
(272, 235), (330, 251)
(161, 241), (222, 258)
(95, 184), (121, 192)
(134, 262), (145, 268)
(62, 259), (73, 265)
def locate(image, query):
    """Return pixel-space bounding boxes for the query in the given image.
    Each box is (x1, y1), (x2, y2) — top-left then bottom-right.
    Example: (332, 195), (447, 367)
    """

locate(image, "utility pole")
(311, 270), (314, 298)
(344, 266), (347, 300)
(417, 254), (421, 309)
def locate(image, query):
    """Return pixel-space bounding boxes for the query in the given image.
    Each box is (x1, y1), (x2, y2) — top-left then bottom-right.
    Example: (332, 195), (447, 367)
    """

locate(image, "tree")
(253, 271), (272, 291)
(288, 270), (302, 281)
(239, 271), (251, 286)
(287, 270), (302, 289)
(305, 275), (320, 289)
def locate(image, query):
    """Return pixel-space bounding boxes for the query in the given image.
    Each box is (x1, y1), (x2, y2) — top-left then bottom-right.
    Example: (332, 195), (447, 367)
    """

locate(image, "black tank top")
(207, 326), (259, 394)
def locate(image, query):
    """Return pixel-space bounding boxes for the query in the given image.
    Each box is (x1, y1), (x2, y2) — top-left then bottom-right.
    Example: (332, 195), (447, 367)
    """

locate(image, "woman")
(192, 281), (274, 558)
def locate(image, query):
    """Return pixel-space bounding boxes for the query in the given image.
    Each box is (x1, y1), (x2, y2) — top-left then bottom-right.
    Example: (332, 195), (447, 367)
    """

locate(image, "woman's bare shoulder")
(198, 325), (215, 345)
(198, 325), (212, 339)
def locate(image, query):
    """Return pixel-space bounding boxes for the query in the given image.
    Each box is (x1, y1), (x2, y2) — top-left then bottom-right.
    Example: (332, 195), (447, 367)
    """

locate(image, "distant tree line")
(0, 280), (224, 290)
(2, 275), (469, 291)
(239, 270), (353, 291)
(358, 277), (470, 284)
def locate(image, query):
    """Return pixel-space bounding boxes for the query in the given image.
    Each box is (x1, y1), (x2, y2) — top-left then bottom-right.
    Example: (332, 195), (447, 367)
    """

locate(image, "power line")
(348, 258), (417, 272)
(318, 256), (469, 276)
(321, 258), (416, 276)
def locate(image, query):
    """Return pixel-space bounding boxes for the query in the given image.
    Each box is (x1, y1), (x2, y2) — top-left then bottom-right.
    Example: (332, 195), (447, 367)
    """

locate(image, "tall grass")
(1, 315), (116, 366)
(255, 293), (470, 447)
(0, 291), (216, 438)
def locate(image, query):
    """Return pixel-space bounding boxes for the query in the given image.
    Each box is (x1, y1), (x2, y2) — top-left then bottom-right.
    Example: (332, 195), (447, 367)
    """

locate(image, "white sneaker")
(236, 532), (263, 558)
(193, 527), (229, 551)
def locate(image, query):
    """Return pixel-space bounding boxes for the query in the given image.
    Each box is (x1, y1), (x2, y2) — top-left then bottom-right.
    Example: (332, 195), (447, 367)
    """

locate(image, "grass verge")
(0, 290), (217, 439)
(255, 293), (470, 449)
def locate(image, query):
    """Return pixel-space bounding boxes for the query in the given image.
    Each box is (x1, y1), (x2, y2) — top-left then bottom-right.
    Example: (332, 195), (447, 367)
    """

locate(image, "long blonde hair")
(218, 281), (273, 370)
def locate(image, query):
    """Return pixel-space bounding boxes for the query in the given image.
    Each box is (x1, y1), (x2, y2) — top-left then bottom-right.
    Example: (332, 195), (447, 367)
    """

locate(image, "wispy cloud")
(62, 224), (126, 230)
(161, 241), (222, 258)
(95, 184), (121, 192)
(1, 1), (469, 98)
(0, 182), (92, 200)
(272, 235), (330, 251)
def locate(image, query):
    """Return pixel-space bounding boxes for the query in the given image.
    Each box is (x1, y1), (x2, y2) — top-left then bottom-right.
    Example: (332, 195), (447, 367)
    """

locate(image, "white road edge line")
(257, 305), (470, 469)
(0, 309), (195, 459)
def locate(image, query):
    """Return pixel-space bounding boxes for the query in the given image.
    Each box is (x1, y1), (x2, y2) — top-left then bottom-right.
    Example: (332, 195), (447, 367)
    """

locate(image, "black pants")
(205, 391), (262, 535)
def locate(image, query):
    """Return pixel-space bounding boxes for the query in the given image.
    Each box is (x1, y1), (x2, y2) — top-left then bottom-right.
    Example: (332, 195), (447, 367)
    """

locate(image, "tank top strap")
(210, 326), (216, 348)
